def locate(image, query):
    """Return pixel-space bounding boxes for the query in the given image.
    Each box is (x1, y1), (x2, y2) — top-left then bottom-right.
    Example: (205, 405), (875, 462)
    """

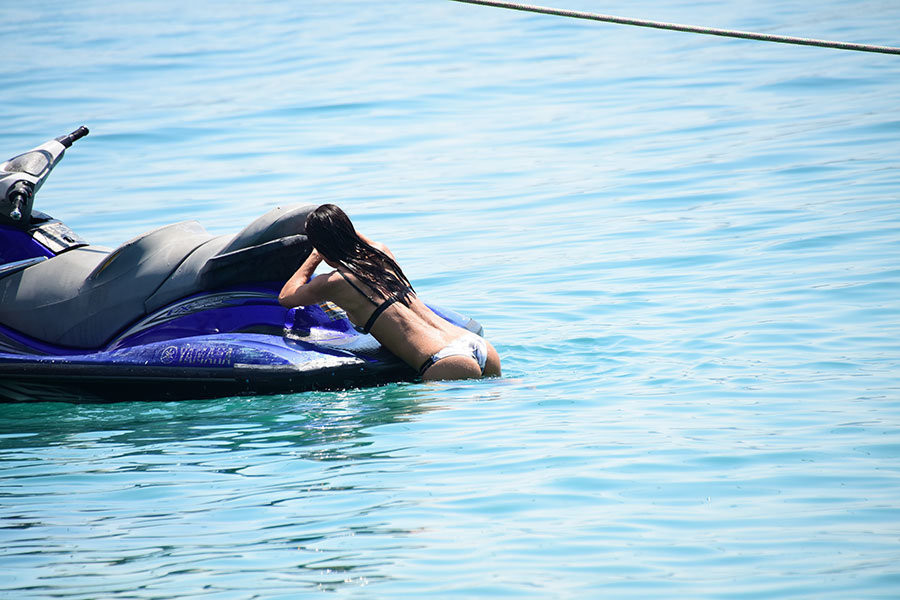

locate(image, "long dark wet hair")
(305, 204), (415, 305)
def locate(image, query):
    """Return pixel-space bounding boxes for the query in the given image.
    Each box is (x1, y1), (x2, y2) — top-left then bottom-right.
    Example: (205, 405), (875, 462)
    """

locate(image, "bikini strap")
(361, 294), (400, 334)
(337, 269), (378, 306)
(418, 354), (438, 377)
(337, 269), (415, 334)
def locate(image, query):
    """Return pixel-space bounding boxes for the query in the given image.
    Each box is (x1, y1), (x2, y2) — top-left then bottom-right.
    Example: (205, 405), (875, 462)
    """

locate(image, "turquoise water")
(3, 0), (900, 597)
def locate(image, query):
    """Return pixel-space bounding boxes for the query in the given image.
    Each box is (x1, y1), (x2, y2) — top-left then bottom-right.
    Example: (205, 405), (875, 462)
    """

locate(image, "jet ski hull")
(0, 290), (482, 403)
(0, 338), (411, 403)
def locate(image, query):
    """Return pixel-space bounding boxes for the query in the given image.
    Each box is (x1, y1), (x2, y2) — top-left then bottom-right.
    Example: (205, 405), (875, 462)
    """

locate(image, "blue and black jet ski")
(0, 128), (482, 403)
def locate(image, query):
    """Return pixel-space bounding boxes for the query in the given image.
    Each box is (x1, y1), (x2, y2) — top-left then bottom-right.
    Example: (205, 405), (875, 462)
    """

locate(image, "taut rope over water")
(450, 0), (900, 56)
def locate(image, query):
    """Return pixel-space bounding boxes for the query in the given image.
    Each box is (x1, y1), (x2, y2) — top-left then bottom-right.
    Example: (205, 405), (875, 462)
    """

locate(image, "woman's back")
(315, 268), (501, 379)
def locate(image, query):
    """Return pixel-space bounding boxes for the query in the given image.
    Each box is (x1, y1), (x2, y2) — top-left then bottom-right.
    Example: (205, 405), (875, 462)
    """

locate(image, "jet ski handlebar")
(56, 126), (90, 149)
(1, 126), (89, 226)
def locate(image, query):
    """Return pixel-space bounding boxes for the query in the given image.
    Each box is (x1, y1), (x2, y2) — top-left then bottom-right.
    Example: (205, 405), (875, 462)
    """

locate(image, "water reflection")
(0, 384), (441, 595)
(0, 384), (438, 450)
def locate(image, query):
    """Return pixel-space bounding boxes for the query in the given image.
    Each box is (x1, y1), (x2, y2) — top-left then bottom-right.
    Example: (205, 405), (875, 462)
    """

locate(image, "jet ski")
(0, 128), (482, 403)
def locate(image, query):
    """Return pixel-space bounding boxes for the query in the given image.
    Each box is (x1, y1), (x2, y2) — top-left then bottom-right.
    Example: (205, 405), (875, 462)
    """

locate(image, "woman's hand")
(307, 248), (323, 266)
(356, 231), (396, 260)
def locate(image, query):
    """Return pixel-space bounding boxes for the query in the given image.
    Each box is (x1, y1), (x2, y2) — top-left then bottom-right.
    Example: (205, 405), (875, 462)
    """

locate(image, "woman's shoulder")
(368, 239), (396, 260)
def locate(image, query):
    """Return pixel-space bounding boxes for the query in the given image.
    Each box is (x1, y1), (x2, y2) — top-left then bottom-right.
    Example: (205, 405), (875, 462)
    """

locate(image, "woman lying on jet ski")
(279, 204), (501, 381)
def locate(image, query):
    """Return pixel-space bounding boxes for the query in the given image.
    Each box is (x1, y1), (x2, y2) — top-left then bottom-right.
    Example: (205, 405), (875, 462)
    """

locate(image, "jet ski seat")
(0, 221), (214, 348)
(0, 205), (314, 349)
(144, 204), (314, 312)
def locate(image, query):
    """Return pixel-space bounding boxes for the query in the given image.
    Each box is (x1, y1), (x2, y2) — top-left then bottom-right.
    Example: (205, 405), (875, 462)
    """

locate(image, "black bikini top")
(337, 270), (412, 334)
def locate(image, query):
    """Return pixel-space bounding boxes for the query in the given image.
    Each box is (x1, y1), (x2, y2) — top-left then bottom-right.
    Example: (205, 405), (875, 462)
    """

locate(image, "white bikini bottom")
(418, 333), (487, 376)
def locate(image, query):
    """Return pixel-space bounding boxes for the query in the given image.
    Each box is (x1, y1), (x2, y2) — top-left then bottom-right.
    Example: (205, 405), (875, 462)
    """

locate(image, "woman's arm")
(278, 249), (329, 308)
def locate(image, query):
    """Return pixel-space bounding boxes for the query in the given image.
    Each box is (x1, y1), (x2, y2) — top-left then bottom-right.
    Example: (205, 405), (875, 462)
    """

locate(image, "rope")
(450, 0), (900, 56)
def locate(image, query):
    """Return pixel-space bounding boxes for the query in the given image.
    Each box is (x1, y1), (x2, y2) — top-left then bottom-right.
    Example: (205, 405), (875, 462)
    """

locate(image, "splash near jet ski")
(0, 128), (483, 403)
